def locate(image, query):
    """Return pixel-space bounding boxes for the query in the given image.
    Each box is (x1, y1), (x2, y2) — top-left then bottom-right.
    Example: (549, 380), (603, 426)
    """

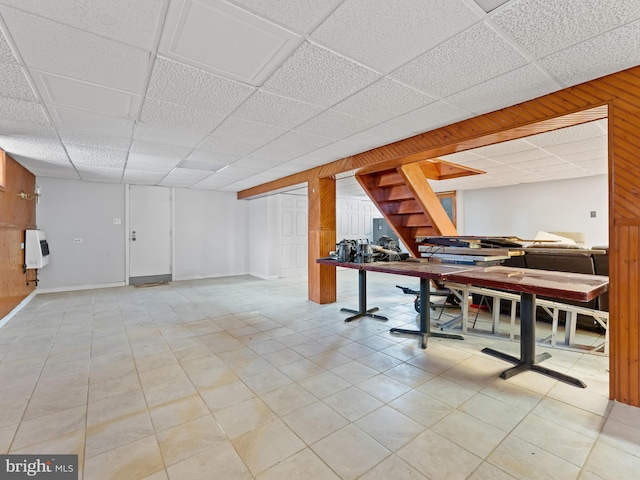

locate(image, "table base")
(340, 307), (388, 323)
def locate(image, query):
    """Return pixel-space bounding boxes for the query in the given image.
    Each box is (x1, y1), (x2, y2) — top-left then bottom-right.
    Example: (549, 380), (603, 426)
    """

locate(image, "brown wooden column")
(609, 99), (640, 406)
(308, 176), (336, 304)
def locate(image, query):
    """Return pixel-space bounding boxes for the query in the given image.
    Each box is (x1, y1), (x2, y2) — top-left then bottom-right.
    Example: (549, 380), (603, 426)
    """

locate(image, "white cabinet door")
(279, 196), (307, 278)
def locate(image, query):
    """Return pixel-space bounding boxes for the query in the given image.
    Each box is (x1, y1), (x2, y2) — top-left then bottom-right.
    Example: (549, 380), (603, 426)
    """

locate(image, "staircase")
(356, 159), (483, 257)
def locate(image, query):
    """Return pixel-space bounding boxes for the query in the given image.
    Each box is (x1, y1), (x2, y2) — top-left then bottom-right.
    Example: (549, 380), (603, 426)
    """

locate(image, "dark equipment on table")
(396, 284), (460, 313)
(331, 235), (409, 263)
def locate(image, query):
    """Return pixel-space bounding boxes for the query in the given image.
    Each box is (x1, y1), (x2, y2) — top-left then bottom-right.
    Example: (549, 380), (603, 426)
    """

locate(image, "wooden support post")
(308, 177), (336, 304)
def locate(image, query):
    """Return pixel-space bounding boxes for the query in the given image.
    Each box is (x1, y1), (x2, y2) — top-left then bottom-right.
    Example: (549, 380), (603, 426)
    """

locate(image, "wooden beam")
(308, 177), (336, 304)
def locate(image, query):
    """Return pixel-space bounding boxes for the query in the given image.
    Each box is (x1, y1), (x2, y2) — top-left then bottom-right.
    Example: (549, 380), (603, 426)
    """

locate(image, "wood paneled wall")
(239, 65), (640, 407)
(308, 176), (336, 304)
(0, 151), (37, 320)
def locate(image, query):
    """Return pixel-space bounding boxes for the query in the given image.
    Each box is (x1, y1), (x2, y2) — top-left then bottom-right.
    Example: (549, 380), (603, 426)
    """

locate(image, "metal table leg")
(340, 269), (388, 322)
(391, 278), (464, 349)
(481, 292), (586, 388)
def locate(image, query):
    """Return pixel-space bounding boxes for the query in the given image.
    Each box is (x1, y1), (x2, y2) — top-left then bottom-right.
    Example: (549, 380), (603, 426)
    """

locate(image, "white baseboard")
(172, 272), (251, 281)
(0, 291), (37, 329)
(36, 282), (126, 294)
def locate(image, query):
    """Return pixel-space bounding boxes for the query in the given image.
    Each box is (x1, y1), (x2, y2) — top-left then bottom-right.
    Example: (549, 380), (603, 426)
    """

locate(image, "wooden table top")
(317, 259), (609, 302)
(444, 265), (609, 302)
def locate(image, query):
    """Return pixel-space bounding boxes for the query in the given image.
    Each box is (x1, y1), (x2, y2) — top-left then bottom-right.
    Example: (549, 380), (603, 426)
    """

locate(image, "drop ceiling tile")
(489, 148), (554, 165)
(159, 0), (302, 85)
(289, 141), (365, 166)
(51, 106), (134, 137)
(558, 149), (608, 164)
(181, 150), (240, 169)
(524, 122), (606, 148)
(439, 150), (484, 164)
(231, 90), (324, 129)
(147, 57), (255, 114)
(269, 161), (308, 174)
(133, 124), (205, 148)
(200, 117), (286, 155)
(539, 19), (640, 87)
(312, 0), (480, 73)
(542, 137), (607, 156)
(0, 124), (57, 140)
(385, 100), (471, 135)
(130, 139), (192, 159)
(123, 169), (167, 185)
(13, 157), (79, 179)
(332, 77), (435, 124)
(391, 21), (528, 97)
(295, 109), (373, 139)
(0, 0), (165, 50)
(0, 64), (37, 101)
(66, 144), (128, 168)
(262, 41), (381, 106)
(59, 129), (131, 151)
(32, 71), (141, 117)
(568, 159), (608, 171)
(507, 157), (569, 169)
(342, 123), (409, 151)
(470, 138), (537, 158)
(126, 153), (181, 173)
(250, 130), (333, 162)
(0, 135), (69, 164)
(77, 167), (123, 183)
(492, 0), (640, 59)
(474, 0), (510, 13)
(0, 28), (17, 63)
(158, 167), (212, 187)
(232, 154), (285, 169)
(140, 98), (225, 134)
(0, 96), (49, 125)
(446, 64), (559, 115)
(232, 0), (342, 33)
(0, 6), (150, 93)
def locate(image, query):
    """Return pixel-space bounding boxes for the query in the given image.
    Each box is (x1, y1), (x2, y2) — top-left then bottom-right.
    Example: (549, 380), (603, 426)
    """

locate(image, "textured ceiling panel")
(385, 100), (471, 135)
(312, 0), (480, 73)
(471, 138), (538, 158)
(123, 169), (167, 185)
(200, 117), (286, 155)
(66, 144), (128, 168)
(140, 98), (224, 134)
(59, 129), (132, 151)
(0, 64), (36, 101)
(539, 19), (640, 87)
(0, 135), (69, 164)
(133, 124), (205, 148)
(492, 0), (640, 59)
(231, 90), (324, 129)
(0, 0), (165, 50)
(181, 150), (240, 168)
(129, 139), (192, 159)
(0, 28), (16, 63)
(126, 153), (181, 173)
(232, 0), (343, 33)
(158, 167), (212, 186)
(294, 109), (373, 140)
(147, 57), (255, 114)
(542, 137), (608, 156)
(52, 106), (134, 137)
(445, 64), (559, 115)
(391, 21), (528, 97)
(32, 71), (141, 117)
(559, 149), (608, 164)
(159, 0), (301, 85)
(76, 166), (123, 182)
(0, 96), (49, 125)
(525, 122), (606, 148)
(342, 123), (409, 151)
(0, 6), (150, 93)
(332, 77), (435, 124)
(262, 42), (381, 106)
(250, 130), (333, 162)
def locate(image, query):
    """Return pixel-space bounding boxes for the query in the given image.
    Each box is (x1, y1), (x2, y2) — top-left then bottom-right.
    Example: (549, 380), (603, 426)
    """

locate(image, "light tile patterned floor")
(0, 270), (638, 479)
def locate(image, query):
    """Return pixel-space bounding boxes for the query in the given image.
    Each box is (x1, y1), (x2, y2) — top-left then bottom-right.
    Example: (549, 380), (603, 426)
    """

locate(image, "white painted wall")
(463, 175), (608, 247)
(34, 179), (250, 290)
(247, 195), (279, 279)
(174, 189), (248, 280)
(35, 178), (127, 290)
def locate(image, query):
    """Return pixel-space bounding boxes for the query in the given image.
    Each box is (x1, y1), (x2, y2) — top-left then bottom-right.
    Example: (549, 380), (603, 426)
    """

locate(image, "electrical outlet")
(113, 218), (122, 225)
(74, 238), (83, 243)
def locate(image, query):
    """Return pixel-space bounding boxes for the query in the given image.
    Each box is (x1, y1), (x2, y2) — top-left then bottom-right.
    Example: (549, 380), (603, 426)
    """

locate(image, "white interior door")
(129, 185), (172, 284)
(279, 195), (308, 278)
